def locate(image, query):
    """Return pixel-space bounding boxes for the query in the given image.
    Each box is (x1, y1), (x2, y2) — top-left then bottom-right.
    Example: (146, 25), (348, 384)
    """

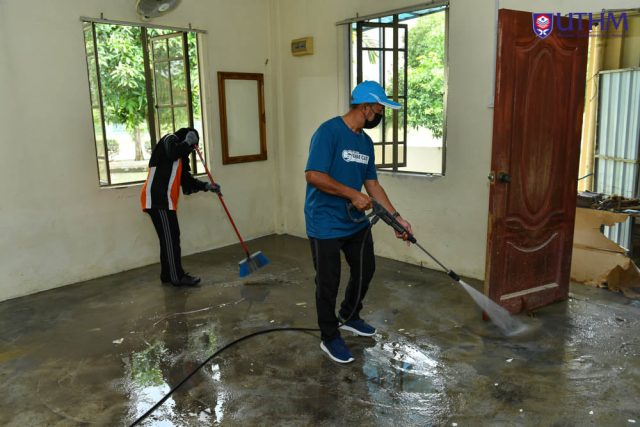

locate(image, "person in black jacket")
(140, 127), (220, 287)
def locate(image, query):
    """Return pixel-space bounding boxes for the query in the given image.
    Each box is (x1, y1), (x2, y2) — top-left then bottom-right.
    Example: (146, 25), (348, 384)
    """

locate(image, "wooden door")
(485, 9), (589, 314)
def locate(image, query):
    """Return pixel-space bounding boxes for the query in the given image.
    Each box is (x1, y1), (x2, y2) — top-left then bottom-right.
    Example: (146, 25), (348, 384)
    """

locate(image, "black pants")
(309, 226), (375, 341)
(146, 209), (185, 282)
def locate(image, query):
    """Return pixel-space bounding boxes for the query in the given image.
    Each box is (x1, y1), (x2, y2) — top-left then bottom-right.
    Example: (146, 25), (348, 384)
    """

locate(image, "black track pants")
(146, 209), (185, 282)
(309, 226), (375, 341)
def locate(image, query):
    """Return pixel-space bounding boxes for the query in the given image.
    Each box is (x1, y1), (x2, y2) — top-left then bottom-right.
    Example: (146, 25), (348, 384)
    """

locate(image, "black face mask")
(364, 112), (383, 129)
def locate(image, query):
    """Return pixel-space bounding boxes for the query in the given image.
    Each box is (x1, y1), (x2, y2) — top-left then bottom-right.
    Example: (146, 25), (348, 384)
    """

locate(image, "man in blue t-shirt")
(305, 81), (413, 364)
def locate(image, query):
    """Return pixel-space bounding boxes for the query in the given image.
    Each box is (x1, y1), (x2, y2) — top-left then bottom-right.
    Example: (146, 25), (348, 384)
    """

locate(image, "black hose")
(130, 223), (373, 426)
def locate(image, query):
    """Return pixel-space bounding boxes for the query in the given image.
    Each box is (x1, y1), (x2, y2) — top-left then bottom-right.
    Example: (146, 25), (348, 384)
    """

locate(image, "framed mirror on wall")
(217, 72), (267, 164)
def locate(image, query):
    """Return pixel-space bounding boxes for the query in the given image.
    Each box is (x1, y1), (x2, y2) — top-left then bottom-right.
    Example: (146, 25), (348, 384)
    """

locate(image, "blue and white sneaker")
(339, 318), (376, 337)
(320, 336), (354, 363)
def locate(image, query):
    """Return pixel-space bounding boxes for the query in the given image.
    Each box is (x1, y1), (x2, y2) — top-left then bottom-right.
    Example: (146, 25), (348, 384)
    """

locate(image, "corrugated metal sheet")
(595, 69), (640, 250)
(603, 217), (632, 251)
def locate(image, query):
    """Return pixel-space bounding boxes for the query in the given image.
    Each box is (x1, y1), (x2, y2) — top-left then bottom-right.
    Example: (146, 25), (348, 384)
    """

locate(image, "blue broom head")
(239, 261), (251, 277)
(238, 251), (270, 277)
(251, 251), (270, 267)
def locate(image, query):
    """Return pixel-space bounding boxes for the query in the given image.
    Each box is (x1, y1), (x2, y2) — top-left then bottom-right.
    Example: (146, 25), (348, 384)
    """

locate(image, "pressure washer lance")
(347, 199), (461, 282)
(347, 199), (525, 336)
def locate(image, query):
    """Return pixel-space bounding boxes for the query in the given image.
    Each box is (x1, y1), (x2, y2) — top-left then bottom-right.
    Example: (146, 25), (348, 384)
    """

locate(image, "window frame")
(350, 5), (449, 176)
(82, 21), (206, 187)
(355, 19), (409, 169)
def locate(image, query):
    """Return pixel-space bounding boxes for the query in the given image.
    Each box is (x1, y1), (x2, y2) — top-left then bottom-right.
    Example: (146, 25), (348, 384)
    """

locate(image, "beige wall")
(273, 0), (640, 281)
(0, 0), (282, 301)
(3, 0), (639, 301)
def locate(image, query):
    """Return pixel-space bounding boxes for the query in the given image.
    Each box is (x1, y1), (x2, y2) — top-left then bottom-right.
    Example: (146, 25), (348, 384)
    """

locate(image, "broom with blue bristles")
(194, 146), (269, 277)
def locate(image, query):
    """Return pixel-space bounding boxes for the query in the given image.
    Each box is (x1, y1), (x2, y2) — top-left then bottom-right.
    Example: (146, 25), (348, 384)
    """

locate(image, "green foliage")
(187, 33), (202, 118)
(407, 13), (446, 138)
(95, 24), (147, 133)
(131, 341), (166, 387)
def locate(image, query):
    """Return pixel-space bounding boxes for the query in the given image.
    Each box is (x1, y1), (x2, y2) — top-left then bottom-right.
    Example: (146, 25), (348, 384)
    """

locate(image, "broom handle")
(194, 146), (251, 257)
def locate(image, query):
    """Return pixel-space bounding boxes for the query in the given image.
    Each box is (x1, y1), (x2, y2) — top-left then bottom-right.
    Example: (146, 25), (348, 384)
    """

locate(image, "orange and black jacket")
(140, 130), (207, 211)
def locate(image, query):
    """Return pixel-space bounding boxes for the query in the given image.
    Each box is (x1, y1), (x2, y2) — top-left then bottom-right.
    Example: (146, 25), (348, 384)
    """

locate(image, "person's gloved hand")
(205, 182), (221, 194)
(185, 130), (199, 147)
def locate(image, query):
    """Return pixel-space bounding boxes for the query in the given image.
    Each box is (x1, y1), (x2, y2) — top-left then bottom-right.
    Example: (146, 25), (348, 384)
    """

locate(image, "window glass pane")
(93, 108), (105, 158)
(384, 108), (394, 142)
(152, 39), (168, 61)
(84, 24), (109, 185)
(87, 61), (99, 104)
(188, 33), (205, 173)
(107, 129), (151, 185)
(154, 62), (171, 106)
(362, 50), (382, 84)
(170, 60), (187, 104)
(398, 53), (406, 94)
(362, 25), (381, 48)
(173, 106), (188, 129)
(398, 98), (406, 139)
(365, 124), (381, 143)
(158, 107), (174, 136)
(384, 28), (394, 48)
(374, 144), (383, 165)
(84, 29), (100, 105)
(188, 33), (203, 138)
(192, 149), (205, 175)
(97, 159), (109, 185)
(168, 35), (183, 59)
(403, 9), (446, 173)
(351, 26), (358, 90)
(384, 51), (394, 94)
(84, 23), (109, 185)
(383, 26), (407, 49)
(384, 144), (394, 164)
(93, 108), (109, 184)
(398, 144), (405, 165)
(399, 26), (407, 49)
(94, 23), (149, 185)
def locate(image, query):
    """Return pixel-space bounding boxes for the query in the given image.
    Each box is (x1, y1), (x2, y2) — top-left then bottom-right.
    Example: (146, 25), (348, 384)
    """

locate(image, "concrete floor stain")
(0, 235), (639, 426)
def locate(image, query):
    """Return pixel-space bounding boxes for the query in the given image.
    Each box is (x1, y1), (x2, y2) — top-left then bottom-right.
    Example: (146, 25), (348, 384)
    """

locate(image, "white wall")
(273, 0), (640, 280)
(0, 0), (282, 301)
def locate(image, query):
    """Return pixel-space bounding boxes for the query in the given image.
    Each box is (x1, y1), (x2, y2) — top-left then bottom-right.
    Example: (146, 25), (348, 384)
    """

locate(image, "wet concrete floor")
(1, 234), (639, 426)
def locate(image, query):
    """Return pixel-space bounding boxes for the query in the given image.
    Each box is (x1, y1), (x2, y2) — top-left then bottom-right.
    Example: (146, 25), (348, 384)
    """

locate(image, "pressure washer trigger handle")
(346, 203), (369, 223)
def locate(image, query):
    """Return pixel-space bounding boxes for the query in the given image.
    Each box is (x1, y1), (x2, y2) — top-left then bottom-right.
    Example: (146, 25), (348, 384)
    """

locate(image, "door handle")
(498, 172), (511, 183)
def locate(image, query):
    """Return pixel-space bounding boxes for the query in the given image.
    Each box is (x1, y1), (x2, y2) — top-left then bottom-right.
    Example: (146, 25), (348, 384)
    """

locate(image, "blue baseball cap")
(351, 80), (402, 109)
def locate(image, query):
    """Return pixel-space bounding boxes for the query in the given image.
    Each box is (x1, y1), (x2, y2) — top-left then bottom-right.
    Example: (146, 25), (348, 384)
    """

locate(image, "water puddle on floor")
(122, 319), (228, 425)
(362, 338), (442, 394)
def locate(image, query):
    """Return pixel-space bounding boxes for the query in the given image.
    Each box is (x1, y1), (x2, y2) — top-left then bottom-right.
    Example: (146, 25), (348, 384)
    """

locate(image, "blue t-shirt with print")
(304, 116), (378, 239)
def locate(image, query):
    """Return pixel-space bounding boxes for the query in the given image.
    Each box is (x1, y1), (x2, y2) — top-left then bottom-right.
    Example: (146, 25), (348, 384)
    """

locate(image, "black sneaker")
(172, 274), (201, 287)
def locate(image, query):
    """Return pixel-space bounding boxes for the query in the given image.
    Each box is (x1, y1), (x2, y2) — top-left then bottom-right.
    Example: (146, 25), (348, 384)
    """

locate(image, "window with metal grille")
(350, 5), (448, 174)
(82, 21), (205, 186)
